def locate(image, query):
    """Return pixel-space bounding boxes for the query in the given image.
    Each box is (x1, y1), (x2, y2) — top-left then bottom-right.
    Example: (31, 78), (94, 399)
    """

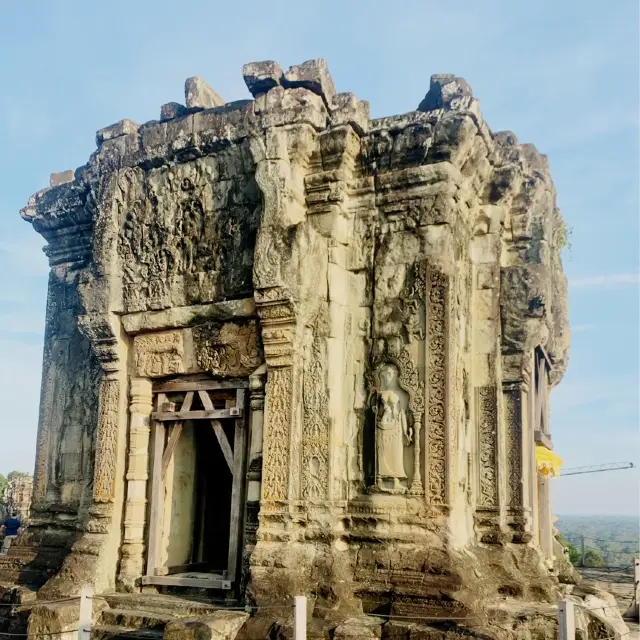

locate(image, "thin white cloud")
(571, 324), (595, 333)
(570, 273), (640, 289)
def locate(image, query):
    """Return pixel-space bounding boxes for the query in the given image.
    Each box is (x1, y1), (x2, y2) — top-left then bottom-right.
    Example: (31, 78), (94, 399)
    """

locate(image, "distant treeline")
(556, 515), (639, 568)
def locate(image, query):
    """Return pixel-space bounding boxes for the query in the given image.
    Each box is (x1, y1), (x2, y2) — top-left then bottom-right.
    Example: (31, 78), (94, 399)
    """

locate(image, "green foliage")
(0, 474), (7, 500)
(583, 549), (605, 567)
(556, 532), (580, 564)
(7, 471), (29, 481)
(556, 515), (639, 569)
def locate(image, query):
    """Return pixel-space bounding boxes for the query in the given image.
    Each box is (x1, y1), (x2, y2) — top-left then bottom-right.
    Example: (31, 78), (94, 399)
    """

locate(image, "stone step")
(101, 593), (225, 617)
(100, 608), (176, 630)
(90, 625), (163, 640)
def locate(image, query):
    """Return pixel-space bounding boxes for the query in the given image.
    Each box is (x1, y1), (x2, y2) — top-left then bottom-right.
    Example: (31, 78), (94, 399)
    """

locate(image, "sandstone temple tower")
(1, 59), (580, 637)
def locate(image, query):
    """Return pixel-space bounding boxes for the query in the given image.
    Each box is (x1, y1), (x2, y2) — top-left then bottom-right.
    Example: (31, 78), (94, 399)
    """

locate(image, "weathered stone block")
(185, 76), (225, 109)
(161, 102), (189, 121)
(49, 170), (75, 187)
(165, 611), (249, 640)
(334, 616), (384, 639)
(418, 74), (473, 112)
(96, 118), (139, 145)
(243, 60), (283, 97)
(284, 58), (336, 106)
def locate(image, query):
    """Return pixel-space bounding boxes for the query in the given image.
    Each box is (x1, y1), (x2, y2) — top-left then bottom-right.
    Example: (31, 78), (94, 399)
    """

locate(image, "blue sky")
(0, 1), (638, 515)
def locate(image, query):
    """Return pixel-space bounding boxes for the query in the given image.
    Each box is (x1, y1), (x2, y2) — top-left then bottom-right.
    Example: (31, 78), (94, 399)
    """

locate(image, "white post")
(78, 584), (94, 640)
(558, 599), (575, 640)
(293, 595), (307, 640)
(625, 558), (640, 621)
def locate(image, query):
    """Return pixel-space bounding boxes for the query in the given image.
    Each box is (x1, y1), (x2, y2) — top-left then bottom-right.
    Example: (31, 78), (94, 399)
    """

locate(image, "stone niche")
(6, 60), (624, 640)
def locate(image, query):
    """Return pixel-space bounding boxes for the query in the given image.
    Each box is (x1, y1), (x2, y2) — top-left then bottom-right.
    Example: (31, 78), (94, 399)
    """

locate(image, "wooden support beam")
(154, 562), (210, 576)
(146, 395), (166, 578)
(211, 420), (234, 470)
(162, 422), (183, 478)
(141, 575), (232, 590)
(152, 408), (242, 422)
(198, 390), (234, 470)
(226, 389), (247, 582)
(153, 378), (249, 393)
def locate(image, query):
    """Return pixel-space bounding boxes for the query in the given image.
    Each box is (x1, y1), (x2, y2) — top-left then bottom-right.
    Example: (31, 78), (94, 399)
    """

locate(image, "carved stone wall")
(13, 60), (572, 634)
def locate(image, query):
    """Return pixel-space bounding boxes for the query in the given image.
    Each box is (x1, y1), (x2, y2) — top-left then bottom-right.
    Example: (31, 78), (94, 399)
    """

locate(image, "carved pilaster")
(503, 381), (532, 542)
(476, 386), (499, 510)
(256, 289), (297, 505)
(119, 377), (153, 590)
(302, 339), (330, 500)
(92, 374), (121, 504)
(426, 267), (449, 507)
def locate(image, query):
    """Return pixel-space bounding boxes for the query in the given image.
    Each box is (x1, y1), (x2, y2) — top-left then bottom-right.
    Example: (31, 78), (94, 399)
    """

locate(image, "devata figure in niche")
(375, 364), (412, 492)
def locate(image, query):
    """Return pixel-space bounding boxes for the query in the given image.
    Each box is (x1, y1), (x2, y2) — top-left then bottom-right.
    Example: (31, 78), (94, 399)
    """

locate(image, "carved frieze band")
(261, 367), (293, 501)
(302, 340), (330, 500)
(476, 385), (498, 509)
(427, 268), (448, 506)
(92, 376), (121, 503)
(504, 387), (523, 508)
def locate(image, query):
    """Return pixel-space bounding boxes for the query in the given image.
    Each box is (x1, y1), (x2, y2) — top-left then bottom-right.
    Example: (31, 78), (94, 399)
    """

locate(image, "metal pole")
(580, 535), (585, 567)
(558, 599), (575, 640)
(78, 584), (93, 640)
(293, 595), (307, 640)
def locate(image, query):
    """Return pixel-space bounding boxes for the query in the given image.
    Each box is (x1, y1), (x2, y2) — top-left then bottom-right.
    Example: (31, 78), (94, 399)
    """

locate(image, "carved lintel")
(193, 320), (264, 377)
(133, 330), (185, 378)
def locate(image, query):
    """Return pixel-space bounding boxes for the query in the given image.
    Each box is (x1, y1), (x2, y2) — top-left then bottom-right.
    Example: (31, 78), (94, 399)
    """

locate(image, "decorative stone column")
(254, 290), (298, 508)
(502, 379), (532, 543)
(118, 377), (153, 590)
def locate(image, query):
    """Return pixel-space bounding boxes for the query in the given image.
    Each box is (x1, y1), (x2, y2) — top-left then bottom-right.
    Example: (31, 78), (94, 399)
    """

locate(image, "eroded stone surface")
(1, 57), (614, 640)
(243, 60), (283, 97)
(185, 76), (225, 109)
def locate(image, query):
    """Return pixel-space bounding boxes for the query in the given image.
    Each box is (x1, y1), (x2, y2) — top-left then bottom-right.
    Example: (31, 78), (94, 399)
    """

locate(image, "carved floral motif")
(504, 387), (523, 507)
(476, 386), (498, 509)
(427, 268), (447, 505)
(92, 377), (121, 503)
(302, 341), (329, 499)
(261, 367), (292, 501)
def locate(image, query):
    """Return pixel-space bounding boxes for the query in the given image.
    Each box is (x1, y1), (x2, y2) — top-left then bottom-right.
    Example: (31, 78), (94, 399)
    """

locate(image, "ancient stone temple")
(2, 58), (625, 639)
(3, 475), (34, 523)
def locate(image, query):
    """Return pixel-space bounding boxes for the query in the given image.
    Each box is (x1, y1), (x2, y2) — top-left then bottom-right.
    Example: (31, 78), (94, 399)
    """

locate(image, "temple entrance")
(142, 378), (248, 590)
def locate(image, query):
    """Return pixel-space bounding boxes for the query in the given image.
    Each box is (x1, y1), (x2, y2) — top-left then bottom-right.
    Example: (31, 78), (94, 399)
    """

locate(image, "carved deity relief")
(133, 331), (185, 378)
(367, 349), (424, 495)
(375, 365), (412, 491)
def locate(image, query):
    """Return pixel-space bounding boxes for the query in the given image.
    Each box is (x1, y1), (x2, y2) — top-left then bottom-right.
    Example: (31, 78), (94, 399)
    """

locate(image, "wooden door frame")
(142, 378), (249, 590)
